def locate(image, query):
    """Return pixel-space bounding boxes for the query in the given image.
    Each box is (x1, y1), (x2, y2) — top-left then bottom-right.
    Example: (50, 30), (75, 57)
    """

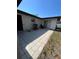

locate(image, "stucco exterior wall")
(18, 13), (32, 31)
(17, 13), (43, 31)
(22, 15), (32, 31)
(17, 13), (57, 30)
(46, 18), (57, 30)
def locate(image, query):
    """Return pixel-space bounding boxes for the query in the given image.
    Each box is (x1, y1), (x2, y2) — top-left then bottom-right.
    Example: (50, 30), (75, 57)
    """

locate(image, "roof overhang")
(17, 9), (61, 20)
(17, 9), (42, 19)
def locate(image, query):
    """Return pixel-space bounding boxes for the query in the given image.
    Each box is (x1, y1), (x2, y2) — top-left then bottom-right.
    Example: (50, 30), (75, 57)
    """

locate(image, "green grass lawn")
(38, 31), (61, 59)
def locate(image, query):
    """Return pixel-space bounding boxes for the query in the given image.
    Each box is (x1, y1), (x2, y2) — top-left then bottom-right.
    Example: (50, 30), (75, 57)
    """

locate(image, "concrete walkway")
(17, 29), (53, 59)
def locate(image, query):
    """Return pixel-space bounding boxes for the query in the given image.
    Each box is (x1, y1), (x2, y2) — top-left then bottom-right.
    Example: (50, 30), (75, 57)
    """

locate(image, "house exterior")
(17, 10), (44, 31)
(17, 0), (61, 31)
(42, 17), (59, 30)
(17, 10), (61, 31)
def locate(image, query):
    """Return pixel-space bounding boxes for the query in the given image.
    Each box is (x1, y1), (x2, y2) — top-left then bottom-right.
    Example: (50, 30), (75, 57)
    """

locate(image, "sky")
(18, 0), (61, 18)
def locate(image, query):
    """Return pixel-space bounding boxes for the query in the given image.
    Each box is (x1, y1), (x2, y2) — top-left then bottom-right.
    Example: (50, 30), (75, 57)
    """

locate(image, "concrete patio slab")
(17, 29), (53, 59)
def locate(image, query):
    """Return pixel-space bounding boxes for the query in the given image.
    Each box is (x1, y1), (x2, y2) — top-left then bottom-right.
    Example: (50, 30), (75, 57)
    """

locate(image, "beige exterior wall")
(17, 13), (43, 31)
(18, 13), (57, 30)
(45, 18), (57, 30)
(22, 15), (33, 31)
(18, 13), (32, 31)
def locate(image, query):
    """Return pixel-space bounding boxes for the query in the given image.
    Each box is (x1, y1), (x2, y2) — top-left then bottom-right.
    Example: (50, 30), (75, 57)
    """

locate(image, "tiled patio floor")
(17, 29), (53, 59)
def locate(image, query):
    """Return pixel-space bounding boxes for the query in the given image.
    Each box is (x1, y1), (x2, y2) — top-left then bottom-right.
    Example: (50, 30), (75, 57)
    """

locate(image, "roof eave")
(17, 9), (61, 19)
